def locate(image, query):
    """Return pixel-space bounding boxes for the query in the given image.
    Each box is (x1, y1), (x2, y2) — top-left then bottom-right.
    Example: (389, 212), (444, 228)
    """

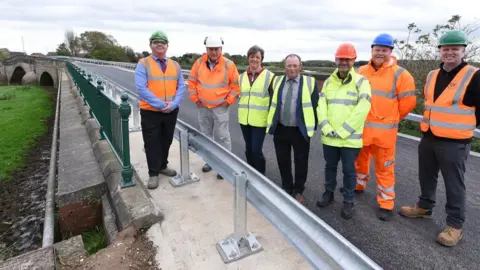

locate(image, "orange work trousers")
(355, 144), (396, 210)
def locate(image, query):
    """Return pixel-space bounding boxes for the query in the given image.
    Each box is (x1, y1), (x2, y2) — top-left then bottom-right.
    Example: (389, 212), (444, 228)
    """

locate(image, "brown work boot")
(398, 205), (433, 218)
(436, 226), (463, 247)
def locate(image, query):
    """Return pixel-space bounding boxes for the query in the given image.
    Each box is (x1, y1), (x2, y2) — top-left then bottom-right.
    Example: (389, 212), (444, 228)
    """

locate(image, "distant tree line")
(55, 29), (150, 62)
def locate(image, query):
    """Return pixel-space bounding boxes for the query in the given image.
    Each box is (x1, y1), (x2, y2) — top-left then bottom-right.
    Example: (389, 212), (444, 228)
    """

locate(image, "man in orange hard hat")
(316, 43), (371, 220)
(341, 33), (416, 221)
(187, 36), (240, 179)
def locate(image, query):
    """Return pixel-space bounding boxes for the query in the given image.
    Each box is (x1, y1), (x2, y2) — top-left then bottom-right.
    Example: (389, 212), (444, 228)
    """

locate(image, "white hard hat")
(204, 36), (224, 47)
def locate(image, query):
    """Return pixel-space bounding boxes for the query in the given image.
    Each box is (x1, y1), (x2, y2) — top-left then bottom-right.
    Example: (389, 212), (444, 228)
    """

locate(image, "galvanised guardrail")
(67, 62), (134, 188)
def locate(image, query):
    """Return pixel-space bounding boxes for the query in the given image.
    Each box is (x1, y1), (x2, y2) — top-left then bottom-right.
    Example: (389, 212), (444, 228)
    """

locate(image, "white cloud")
(0, 0), (479, 61)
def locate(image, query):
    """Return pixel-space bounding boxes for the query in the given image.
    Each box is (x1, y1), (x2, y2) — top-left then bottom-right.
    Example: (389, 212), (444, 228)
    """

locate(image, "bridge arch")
(40, 71), (54, 86)
(10, 66), (26, 84)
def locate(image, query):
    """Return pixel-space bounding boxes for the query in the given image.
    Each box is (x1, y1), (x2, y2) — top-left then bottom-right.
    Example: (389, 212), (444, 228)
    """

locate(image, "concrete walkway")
(129, 131), (310, 270)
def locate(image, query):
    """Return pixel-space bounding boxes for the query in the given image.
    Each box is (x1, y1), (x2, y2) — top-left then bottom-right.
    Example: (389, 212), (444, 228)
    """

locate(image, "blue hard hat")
(371, 33), (394, 49)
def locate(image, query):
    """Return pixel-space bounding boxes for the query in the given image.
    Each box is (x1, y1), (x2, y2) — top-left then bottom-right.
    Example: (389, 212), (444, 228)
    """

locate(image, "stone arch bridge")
(0, 55), (64, 87)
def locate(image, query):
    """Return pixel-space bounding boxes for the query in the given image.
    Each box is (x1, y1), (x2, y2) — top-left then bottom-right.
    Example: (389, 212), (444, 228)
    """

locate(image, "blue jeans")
(323, 144), (361, 202)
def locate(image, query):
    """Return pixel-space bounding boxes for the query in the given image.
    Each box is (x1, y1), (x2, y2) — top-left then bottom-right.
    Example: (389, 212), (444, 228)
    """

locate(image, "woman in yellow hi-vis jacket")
(316, 43), (372, 219)
(237, 45), (275, 174)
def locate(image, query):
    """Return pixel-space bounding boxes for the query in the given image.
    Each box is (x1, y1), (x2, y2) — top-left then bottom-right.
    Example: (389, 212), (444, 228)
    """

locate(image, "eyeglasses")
(152, 40), (167, 45)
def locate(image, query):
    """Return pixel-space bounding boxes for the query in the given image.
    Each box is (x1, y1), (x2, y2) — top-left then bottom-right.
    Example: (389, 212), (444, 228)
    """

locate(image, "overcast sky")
(1, 0), (479, 61)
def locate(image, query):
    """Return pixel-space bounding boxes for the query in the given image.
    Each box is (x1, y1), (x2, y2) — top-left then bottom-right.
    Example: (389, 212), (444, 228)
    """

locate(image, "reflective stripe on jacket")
(358, 56), (416, 148)
(187, 54), (240, 109)
(238, 69), (275, 127)
(420, 65), (478, 139)
(266, 75), (317, 137)
(139, 56), (180, 111)
(318, 68), (372, 148)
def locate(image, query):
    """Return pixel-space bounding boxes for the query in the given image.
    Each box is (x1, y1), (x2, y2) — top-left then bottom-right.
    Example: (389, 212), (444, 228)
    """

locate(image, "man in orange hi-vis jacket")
(347, 33), (417, 221)
(188, 36), (240, 179)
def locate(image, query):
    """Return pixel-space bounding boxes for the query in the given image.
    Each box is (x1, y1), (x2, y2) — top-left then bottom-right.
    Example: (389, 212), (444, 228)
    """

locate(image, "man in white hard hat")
(188, 36), (240, 179)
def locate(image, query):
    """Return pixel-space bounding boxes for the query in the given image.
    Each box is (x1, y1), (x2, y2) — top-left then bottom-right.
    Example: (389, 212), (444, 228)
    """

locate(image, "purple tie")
(159, 59), (166, 73)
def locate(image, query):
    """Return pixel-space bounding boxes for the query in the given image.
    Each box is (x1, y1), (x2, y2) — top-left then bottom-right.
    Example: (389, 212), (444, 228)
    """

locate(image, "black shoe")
(377, 208), (394, 221)
(341, 201), (354, 220)
(339, 186), (364, 194)
(216, 174), (223, 180)
(202, 163), (212, 172)
(316, 191), (334, 208)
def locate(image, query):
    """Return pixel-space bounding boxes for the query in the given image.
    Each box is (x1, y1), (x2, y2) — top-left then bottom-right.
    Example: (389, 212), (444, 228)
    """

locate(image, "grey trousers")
(198, 105), (232, 152)
(417, 135), (471, 229)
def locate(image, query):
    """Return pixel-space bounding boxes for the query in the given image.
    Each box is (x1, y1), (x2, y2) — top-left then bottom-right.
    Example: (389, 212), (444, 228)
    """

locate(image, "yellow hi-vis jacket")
(318, 68), (372, 148)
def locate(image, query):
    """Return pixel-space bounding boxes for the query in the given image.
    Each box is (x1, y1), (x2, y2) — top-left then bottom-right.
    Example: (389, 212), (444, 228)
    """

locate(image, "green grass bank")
(0, 85), (53, 181)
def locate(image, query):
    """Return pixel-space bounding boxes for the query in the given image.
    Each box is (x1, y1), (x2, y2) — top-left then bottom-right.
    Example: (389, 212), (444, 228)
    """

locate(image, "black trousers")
(240, 124), (267, 174)
(140, 108), (179, 177)
(273, 124), (310, 195)
(417, 135), (471, 229)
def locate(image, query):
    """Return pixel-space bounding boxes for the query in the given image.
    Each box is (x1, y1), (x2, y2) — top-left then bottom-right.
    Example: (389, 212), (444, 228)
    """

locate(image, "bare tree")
(64, 29), (81, 57)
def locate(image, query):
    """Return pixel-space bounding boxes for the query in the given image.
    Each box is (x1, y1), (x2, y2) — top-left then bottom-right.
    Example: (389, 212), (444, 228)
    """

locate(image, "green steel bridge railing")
(66, 62), (134, 188)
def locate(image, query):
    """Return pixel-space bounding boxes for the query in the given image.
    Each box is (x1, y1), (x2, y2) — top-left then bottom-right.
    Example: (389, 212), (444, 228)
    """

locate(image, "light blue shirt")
(134, 55), (186, 110)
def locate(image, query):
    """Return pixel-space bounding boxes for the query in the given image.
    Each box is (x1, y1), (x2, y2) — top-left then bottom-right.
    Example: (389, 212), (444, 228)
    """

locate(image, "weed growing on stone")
(82, 226), (107, 255)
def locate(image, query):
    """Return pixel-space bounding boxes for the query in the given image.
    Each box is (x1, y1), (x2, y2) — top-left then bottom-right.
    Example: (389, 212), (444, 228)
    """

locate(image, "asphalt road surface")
(78, 62), (480, 270)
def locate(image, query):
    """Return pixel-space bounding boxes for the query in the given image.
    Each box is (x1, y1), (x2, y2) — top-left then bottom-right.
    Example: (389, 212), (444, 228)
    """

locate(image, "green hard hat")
(438, 30), (468, 48)
(149, 30), (168, 43)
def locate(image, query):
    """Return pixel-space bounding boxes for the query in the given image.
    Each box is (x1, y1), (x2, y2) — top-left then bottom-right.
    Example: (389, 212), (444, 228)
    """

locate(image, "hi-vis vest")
(138, 56), (181, 111)
(420, 65), (478, 139)
(238, 69), (275, 127)
(266, 75), (316, 137)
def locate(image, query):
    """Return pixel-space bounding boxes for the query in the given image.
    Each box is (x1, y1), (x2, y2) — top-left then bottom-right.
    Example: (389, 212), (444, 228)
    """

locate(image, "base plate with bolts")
(215, 233), (263, 263)
(170, 173), (200, 187)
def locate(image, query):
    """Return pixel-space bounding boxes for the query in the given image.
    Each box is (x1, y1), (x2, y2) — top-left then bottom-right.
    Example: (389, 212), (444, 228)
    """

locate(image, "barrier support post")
(216, 171), (263, 263)
(170, 127), (200, 187)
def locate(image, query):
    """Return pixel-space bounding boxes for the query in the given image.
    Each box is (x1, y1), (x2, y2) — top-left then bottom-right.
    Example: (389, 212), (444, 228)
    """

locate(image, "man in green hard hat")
(399, 30), (480, 247)
(135, 30), (185, 189)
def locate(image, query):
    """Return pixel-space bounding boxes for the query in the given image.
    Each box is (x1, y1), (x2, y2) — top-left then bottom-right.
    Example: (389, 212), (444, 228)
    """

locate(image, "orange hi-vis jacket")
(420, 65), (479, 139)
(138, 56), (181, 111)
(358, 56), (417, 148)
(187, 54), (240, 109)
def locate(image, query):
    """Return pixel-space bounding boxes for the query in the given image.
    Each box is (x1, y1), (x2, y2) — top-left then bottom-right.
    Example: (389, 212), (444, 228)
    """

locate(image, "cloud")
(0, 0), (479, 61)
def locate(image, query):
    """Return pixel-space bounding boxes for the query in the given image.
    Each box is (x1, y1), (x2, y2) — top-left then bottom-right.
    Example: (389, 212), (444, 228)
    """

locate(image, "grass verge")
(0, 85), (53, 181)
(82, 227), (107, 255)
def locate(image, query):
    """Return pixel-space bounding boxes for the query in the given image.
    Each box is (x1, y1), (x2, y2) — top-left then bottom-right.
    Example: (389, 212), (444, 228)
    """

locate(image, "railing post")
(118, 94), (135, 188)
(170, 127), (200, 187)
(216, 171), (263, 263)
(97, 81), (106, 140)
(132, 101), (141, 131)
(111, 84), (117, 100)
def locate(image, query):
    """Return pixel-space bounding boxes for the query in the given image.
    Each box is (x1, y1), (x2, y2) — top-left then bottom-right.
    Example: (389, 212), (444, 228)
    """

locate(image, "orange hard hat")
(335, 43), (357, 59)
